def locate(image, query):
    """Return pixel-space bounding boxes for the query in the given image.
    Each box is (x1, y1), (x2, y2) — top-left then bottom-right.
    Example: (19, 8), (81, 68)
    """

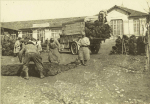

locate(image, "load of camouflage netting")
(85, 11), (112, 39)
(110, 35), (147, 55)
(85, 20), (112, 39)
(2, 39), (15, 56)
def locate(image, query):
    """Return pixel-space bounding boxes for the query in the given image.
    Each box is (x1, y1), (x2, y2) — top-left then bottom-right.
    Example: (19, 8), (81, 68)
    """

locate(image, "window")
(133, 19), (140, 35)
(51, 29), (62, 39)
(22, 31), (32, 39)
(37, 29), (45, 43)
(11, 34), (16, 39)
(140, 19), (146, 35)
(110, 19), (123, 36)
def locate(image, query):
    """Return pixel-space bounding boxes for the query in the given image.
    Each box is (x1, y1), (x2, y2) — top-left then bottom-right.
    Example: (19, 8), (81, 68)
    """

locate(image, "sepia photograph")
(1, 0), (150, 103)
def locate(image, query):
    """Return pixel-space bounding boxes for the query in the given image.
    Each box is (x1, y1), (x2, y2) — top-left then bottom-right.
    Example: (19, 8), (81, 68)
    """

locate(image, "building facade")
(106, 5), (148, 37)
(1, 27), (19, 40)
(16, 17), (85, 43)
(1, 5), (148, 41)
(18, 23), (62, 43)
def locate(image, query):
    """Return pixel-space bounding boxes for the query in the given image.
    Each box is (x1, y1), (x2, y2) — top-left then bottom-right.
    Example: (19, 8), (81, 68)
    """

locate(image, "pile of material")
(137, 36), (146, 55)
(2, 39), (15, 56)
(129, 35), (137, 55)
(110, 35), (147, 55)
(1, 61), (79, 77)
(85, 11), (112, 39)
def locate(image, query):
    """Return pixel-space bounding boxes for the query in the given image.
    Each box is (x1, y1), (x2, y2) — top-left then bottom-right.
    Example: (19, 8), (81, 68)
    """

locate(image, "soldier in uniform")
(14, 37), (21, 57)
(78, 32), (90, 66)
(18, 40), (45, 80)
(37, 39), (42, 54)
(47, 38), (61, 64)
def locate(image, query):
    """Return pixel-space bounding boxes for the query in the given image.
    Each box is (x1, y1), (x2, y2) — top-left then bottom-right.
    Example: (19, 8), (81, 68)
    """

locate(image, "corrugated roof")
(1, 17), (86, 30)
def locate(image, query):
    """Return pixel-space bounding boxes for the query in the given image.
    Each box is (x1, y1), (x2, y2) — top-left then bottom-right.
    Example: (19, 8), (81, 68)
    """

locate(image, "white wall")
(139, 18), (147, 36)
(107, 9), (130, 36)
(128, 19), (134, 35)
(45, 29), (51, 40)
(18, 31), (23, 38)
(123, 20), (129, 35)
(107, 10), (128, 22)
(32, 28), (62, 42)
(32, 30), (37, 39)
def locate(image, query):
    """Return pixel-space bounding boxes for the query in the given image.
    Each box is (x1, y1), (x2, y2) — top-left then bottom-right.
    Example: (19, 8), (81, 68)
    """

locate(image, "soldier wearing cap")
(18, 40), (45, 80)
(37, 39), (42, 54)
(77, 32), (90, 66)
(98, 10), (107, 23)
(14, 37), (22, 57)
(47, 38), (61, 64)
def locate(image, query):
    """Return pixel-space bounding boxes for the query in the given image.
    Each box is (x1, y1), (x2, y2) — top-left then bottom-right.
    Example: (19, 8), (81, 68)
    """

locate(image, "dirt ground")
(1, 38), (150, 104)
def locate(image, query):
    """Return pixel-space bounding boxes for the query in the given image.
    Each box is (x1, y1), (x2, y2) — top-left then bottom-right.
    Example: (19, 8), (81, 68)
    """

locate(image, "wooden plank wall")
(62, 22), (85, 35)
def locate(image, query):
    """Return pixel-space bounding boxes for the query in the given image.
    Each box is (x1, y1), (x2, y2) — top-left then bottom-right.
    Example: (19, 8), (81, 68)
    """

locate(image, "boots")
(83, 60), (87, 66)
(24, 70), (29, 80)
(80, 60), (84, 65)
(40, 72), (45, 79)
(22, 66), (29, 80)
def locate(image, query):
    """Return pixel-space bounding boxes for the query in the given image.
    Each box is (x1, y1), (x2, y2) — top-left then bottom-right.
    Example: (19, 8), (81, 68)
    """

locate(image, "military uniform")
(18, 42), (45, 80)
(78, 36), (90, 66)
(14, 39), (21, 56)
(37, 40), (42, 53)
(48, 38), (61, 64)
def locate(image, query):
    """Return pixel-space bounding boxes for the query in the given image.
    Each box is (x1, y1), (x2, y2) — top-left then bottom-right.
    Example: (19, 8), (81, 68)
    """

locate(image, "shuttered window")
(110, 19), (123, 36)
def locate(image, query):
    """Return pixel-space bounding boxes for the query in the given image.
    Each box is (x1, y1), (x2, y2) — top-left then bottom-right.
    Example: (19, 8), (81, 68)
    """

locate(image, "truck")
(59, 11), (112, 55)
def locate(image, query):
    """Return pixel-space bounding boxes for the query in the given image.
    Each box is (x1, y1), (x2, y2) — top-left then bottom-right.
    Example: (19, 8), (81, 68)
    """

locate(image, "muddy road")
(1, 38), (150, 104)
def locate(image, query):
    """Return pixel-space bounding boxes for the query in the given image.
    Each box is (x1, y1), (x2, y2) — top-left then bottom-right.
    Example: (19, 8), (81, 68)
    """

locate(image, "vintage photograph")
(1, 0), (150, 103)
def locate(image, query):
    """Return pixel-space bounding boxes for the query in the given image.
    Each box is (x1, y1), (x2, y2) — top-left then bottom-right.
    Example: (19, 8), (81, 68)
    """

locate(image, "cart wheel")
(91, 44), (100, 54)
(71, 42), (78, 55)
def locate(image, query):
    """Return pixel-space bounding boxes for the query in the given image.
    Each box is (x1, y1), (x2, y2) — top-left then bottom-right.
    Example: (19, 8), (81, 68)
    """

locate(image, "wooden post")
(124, 40), (127, 55)
(122, 38), (124, 54)
(145, 21), (150, 70)
(148, 23), (150, 70)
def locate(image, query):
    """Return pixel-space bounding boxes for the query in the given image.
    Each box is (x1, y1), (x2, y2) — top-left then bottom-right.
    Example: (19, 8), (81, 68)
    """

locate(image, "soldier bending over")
(18, 41), (45, 80)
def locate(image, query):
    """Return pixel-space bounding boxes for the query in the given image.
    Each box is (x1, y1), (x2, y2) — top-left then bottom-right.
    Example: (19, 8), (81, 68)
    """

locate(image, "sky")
(1, 0), (150, 22)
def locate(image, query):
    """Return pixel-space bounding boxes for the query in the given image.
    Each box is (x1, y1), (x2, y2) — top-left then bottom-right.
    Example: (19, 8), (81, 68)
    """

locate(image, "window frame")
(110, 19), (123, 36)
(133, 19), (140, 36)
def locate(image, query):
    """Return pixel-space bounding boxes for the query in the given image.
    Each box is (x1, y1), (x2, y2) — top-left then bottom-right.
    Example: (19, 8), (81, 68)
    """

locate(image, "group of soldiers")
(13, 33), (91, 80)
(11, 10), (109, 80)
